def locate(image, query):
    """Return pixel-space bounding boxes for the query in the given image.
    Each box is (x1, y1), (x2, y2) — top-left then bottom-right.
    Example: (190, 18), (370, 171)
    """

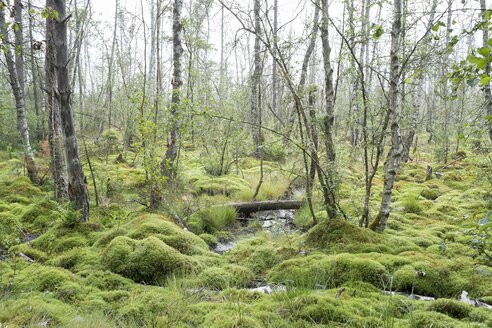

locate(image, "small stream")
(211, 209), (296, 254)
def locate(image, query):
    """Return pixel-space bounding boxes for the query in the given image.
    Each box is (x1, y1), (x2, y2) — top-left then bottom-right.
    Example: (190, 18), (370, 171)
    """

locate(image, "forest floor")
(0, 144), (492, 327)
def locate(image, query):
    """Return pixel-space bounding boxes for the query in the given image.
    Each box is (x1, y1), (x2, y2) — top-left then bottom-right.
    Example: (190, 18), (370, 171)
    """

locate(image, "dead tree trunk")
(370, 0), (402, 232)
(45, 0), (68, 199)
(53, 0), (90, 221)
(0, 4), (38, 183)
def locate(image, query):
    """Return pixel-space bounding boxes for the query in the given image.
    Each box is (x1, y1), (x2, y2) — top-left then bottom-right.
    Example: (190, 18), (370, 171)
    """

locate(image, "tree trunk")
(53, 0), (90, 221)
(45, 0), (68, 199)
(272, 0), (278, 128)
(480, 0), (492, 142)
(0, 4), (38, 183)
(161, 0), (183, 178)
(250, 0), (262, 158)
(402, 0), (437, 162)
(27, 0), (44, 140)
(105, 0), (119, 130)
(320, 0), (337, 218)
(370, 0), (402, 232)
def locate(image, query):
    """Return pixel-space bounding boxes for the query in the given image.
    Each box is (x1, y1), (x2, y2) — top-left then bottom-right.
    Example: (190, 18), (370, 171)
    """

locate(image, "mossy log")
(225, 200), (304, 216)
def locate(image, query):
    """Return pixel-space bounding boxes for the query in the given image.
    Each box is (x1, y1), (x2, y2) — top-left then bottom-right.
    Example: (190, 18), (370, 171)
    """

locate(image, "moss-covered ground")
(0, 146), (491, 327)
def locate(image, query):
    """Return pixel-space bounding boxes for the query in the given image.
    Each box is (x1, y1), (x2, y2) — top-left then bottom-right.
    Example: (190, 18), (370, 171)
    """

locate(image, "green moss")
(198, 264), (254, 289)
(226, 237), (281, 274)
(52, 235), (89, 253)
(421, 187), (442, 200)
(401, 197), (422, 214)
(0, 176), (43, 200)
(50, 247), (102, 272)
(199, 305), (263, 328)
(411, 310), (464, 328)
(426, 298), (472, 319)
(9, 243), (47, 262)
(116, 287), (184, 324)
(267, 253), (388, 289)
(193, 175), (249, 196)
(81, 272), (128, 292)
(0, 294), (75, 326)
(125, 214), (209, 255)
(103, 236), (200, 284)
(392, 252), (492, 297)
(305, 220), (388, 253)
(94, 290), (131, 303)
(299, 298), (360, 325)
(93, 227), (128, 247)
(199, 233), (218, 247)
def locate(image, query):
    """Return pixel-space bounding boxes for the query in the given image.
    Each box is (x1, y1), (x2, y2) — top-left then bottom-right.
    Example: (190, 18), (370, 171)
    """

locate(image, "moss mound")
(426, 298), (472, 319)
(267, 253), (388, 289)
(197, 264), (254, 290)
(103, 236), (200, 284)
(226, 237), (282, 274)
(305, 220), (389, 253)
(411, 310), (464, 328)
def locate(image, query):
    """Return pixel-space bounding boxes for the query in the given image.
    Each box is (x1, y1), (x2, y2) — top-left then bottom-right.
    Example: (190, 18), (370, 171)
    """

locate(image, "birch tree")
(0, 3), (38, 183)
(370, 0), (403, 232)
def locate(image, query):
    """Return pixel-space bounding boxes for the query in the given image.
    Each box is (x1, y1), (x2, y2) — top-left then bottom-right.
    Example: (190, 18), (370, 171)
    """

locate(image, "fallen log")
(223, 200), (304, 216)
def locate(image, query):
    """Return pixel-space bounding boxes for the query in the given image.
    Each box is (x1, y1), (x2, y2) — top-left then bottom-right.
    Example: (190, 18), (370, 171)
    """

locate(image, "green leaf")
(467, 54), (488, 69)
(448, 35), (459, 48)
(478, 46), (491, 57)
(432, 21), (445, 32)
(480, 75), (491, 86)
(484, 9), (492, 22)
(488, 39), (492, 47)
(371, 25), (384, 40)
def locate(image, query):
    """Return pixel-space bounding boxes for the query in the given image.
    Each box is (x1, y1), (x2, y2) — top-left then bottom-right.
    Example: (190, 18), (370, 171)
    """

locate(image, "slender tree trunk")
(27, 0), (43, 140)
(103, 0), (119, 132)
(272, 0), (278, 128)
(298, 0), (321, 224)
(320, 0), (337, 218)
(0, 4), (38, 183)
(480, 0), (492, 141)
(53, 0), (90, 221)
(401, 0), (437, 162)
(370, 0), (402, 232)
(45, 0), (68, 199)
(161, 0), (183, 178)
(250, 0), (262, 157)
